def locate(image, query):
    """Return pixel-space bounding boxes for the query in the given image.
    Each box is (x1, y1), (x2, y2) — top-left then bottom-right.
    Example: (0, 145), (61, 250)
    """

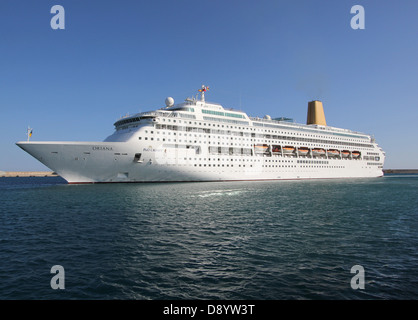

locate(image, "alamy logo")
(350, 265), (365, 290)
(351, 5), (365, 30)
(50, 5), (65, 30)
(50, 265), (65, 290)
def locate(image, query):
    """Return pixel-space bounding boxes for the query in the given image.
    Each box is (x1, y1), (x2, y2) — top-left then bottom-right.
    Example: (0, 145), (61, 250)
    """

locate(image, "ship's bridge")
(162, 87), (249, 121)
(165, 98), (225, 112)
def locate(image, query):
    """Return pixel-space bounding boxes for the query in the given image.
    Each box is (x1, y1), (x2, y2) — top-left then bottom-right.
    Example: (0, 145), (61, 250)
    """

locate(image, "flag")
(27, 127), (33, 141)
(198, 86), (209, 92)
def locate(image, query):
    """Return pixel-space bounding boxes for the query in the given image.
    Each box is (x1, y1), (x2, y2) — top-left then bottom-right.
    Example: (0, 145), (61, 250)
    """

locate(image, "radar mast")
(198, 85), (209, 102)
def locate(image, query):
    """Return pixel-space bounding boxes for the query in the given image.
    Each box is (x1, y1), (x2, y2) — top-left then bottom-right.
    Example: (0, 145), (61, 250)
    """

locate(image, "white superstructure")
(17, 86), (385, 184)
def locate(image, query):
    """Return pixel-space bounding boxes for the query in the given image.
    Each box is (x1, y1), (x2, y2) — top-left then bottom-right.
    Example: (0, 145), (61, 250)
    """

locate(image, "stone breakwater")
(383, 169), (418, 174)
(0, 171), (58, 177)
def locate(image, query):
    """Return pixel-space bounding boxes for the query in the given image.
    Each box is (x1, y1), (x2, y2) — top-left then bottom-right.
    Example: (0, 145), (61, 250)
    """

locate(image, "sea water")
(0, 174), (417, 299)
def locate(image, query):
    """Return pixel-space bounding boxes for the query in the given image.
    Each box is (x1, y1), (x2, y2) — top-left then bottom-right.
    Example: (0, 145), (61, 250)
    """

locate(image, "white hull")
(17, 88), (385, 183)
(16, 140), (384, 184)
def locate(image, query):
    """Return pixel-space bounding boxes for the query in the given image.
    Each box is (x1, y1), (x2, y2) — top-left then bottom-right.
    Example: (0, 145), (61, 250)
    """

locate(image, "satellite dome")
(165, 97), (174, 107)
(264, 115), (271, 120)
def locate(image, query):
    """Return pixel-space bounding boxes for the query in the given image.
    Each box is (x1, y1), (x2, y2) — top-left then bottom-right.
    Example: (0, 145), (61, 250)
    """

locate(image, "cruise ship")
(17, 86), (385, 184)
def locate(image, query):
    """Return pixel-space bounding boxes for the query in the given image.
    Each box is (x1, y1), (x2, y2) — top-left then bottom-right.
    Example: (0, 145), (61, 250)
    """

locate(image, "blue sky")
(1, 0), (417, 170)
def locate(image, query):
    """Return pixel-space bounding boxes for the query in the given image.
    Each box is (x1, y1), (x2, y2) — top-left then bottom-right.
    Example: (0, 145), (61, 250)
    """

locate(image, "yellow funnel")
(307, 100), (327, 126)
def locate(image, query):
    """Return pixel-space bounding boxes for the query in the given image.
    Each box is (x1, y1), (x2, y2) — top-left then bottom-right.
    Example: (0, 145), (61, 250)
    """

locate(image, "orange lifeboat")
(297, 147), (310, 156)
(327, 149), (340, 157)
(341, 150), (350, 158)
(254, 144), (268, 154)
(312, 148), (326, 157)
(282, 146), (295, 154)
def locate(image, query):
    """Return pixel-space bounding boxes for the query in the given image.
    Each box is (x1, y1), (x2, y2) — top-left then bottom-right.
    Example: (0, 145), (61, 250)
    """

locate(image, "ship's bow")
(16, 141), (129, 183)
